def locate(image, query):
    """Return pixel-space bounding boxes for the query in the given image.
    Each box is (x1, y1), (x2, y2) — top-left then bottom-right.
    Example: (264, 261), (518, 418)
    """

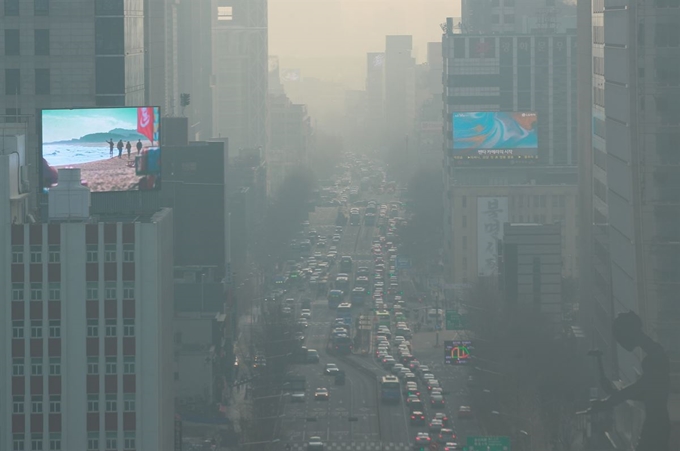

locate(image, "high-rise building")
(461, 0), (576, 34)
(415, 43), (444, 170)
(146, 0), (179, 114)
(580, 0), (680, 443)
(384, 36), (415, 151)
(211, 0), (269, 154)
(0, 1), (147, 206)
(366, 52), (385, 149)
(0, 164), (175, 451)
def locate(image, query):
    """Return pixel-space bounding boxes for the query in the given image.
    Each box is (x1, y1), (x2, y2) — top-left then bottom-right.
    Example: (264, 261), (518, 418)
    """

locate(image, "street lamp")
(491, 411), (533, 451)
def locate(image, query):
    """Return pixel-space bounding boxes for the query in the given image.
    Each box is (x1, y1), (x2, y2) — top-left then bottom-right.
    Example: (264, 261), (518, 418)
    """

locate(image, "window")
(86, 282), (98, 300)
(504, 14), (515, 23)
(14, 434), (25, 451)
(655, 23), (680, 47)
(87, 319), (99, 337)
(87, 394), (99, 412)
(123, 394), (135, 412)
(31, 434), (43, 451)
(5, 29), (20, 55)
(30, 245), (42, 263)
(123, 243), (134, 262)
(462, 235), (467, 250)
(12, 245), (24, 263)
(35, 29), (49, 55)
(491, 14), (500, 24)
(31, 358), (43, 376)
(462, 216), (467, 228)
(533, 195), (539, 207)
(105, 394), (117, 412)
(35, 69), (50, 95)
(12, 283), (24, 301)
(462, 257), (468, 270)
(31, 396), (43, 414)
(105, 319), (117, 337)
(123, 318), (135, 336)
(5, 0), (19, 15)
(48, 434), (60, 451)
(13, 358), (25, 376)
(122, 282), (134, 300)
(48, 283), (60, 301)
(49, 357), (60, 376)
(540, 195), (546, 208)
(13, 396), (25, 414)
(49, 395), (61, 413)
(49, 320), (60, 338)
(461, 196), (467, 208)
(105, 282), (116, 300)
(104, 244), (116, 262)
(35, 0), (49, 16)
(123, 431), (135, 450)
(31, 320), (43, 338)
(87, 357), (99, 375)
(13, 320), (24, 338)
(31, 283), (43, 301)
(217, 6), (233, 20)
(105, 357), (117, 374)
(123, 356), (135, 374)
(48, 245), (60, 263)
(86, 245), (98, 262)
(87, 433), (99, 451)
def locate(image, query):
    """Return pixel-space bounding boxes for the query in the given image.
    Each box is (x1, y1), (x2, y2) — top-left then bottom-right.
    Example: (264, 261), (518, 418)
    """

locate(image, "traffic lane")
(342, 361), (381, 443)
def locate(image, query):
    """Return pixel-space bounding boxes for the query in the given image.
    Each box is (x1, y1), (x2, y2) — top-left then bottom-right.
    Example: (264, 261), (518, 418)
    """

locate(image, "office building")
(580, 0), (680, 445)
(0, 163), (175, 451)
(415, 43), (444, 170)
(461, 0), (576, 34)
(0, 0), (146, 206)
(146, 0), (179, 114)
(211, 0), (268, 154)
(384, 36), (416, 151)
(366, 52), (385, 149)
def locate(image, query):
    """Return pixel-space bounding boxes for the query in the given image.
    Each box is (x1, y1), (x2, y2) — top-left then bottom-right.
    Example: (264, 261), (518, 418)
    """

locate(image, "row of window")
(11, 282), (135, 301)
(3, 0), (49, 16)
(12, 395), (61, 414)
(12, 318), (135, 339)
(3, 68), (50, 95)
(4, 29), (50, 56)
(456, 194), (568, 209)
(12, 432), (136, 451)
(11, 244), (134, 264)
(12, 356), (136, 377)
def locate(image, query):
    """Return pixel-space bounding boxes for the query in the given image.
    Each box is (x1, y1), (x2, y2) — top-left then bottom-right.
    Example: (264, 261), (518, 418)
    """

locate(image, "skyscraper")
(384, 36), (415, 151)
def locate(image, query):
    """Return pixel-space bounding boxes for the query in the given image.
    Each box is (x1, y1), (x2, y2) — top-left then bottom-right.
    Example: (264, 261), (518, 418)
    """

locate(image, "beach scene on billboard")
(41, 107), (161, 192)
(452, 112), (538, 160)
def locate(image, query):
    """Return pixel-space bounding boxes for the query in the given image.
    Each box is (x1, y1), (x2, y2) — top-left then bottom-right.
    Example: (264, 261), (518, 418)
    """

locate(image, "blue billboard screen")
(452, 112), (538, 160)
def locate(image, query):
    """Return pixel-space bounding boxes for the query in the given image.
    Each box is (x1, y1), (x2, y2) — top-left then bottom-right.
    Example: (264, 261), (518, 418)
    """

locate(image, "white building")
(0, 164), (175, 451)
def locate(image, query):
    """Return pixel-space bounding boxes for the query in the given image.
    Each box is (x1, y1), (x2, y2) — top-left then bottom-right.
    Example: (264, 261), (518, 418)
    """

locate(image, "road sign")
(444, 340), (472, 365)
(466, 436), (511, 451)
(396, 255), (411, 269)
(445, 310), (468, 330)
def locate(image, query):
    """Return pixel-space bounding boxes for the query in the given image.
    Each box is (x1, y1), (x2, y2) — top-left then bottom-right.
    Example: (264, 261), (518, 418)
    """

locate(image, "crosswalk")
(287, 442), (412, 451)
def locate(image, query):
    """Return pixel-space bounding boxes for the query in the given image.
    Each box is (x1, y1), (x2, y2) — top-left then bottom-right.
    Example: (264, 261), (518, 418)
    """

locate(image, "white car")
(307, 436), (324, 451)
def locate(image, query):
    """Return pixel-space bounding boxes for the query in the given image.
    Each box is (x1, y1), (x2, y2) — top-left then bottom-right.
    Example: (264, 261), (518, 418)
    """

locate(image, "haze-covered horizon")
(269, 0), (460, 89)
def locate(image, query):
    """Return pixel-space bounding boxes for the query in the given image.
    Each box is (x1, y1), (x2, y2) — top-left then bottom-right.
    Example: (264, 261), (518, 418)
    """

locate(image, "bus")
(328, 290), (343, 309)
(335, 275), (350, 295)
(380, 375), (401, 403)
(337, 302), (352, 323)
(331, 333), (352, 355)
(376, 310), (391, 329)
(350, 210), (361, 226)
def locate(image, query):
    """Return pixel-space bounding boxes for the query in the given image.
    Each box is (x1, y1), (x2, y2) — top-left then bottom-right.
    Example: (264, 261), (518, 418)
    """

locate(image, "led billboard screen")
(452, 112), (538, 160)
(41, 107), (161, 192)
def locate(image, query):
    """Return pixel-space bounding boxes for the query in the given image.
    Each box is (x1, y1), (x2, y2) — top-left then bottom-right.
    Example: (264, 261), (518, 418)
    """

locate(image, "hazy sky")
(269, 0), (460, 62)
(42, 108), (139, 143)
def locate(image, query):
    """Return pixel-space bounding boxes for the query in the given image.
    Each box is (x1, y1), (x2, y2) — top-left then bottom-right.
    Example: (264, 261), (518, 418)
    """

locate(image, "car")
(431, 394), (445, 408)
(443, 442), (459, 451)
(307, 436), (324, 451)
(390, 364), (405, 375)
(314, 388), (330, 400)
(407, 398), (424, 413)
(300, 309), (312, 318)
(427, 380), (441, 391)
(422, 373), (435, 382)
(397, 367), (411, 379)
(437, 429), (457, 445)
(393, 336), (406, 346)
(410, 410), (426, 425)
(433, 412), (450, 427)
(307, 349), (320, 363)
(404, 373), (417, 384)
(431, 387), (443, 396)
(414, 432), (432, 448)
(458, 406), (472, 418)
(298, 318), (309, 328)
(382, 356), (397, 369)
(324, 363), (340, 375)
(291, 391), (306, 403)
(409, 360), (420, 371)
(417, 365), (430, 376)
(428, 419), (444, 433)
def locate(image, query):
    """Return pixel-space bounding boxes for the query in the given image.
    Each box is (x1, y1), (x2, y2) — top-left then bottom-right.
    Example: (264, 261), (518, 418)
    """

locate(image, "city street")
(274, 205), (484, 451)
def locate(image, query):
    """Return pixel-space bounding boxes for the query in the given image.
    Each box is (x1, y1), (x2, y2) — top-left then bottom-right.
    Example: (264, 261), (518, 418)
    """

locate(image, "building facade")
(366, 52), (385, 150)
(384, 36), (415, 151)
(0, 168), (175, 451)
(461, 0), (576, 34)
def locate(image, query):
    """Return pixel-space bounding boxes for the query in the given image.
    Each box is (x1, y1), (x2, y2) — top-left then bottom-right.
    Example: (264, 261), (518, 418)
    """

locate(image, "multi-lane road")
(276, 205), (483, 451)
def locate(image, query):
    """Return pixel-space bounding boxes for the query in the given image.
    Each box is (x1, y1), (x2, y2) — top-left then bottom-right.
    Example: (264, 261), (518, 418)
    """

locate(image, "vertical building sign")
(477, 197), (508, 276)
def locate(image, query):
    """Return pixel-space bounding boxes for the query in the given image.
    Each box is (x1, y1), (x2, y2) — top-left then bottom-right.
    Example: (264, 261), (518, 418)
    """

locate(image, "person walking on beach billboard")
(107, 139), (115, 157)
(136, 139), (143, 155)
(116, 139), (124, 158)
(126, 141), (132, 159)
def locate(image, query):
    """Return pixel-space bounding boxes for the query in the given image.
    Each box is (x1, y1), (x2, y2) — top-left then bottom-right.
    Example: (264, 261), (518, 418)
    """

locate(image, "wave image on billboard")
(452, 112), (538, 160)
(41, 107), (161, 192)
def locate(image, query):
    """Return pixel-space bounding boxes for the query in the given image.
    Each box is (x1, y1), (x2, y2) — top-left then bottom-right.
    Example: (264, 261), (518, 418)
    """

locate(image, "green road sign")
(466, 436), (511, 451)
(445, 310), (468, 330)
